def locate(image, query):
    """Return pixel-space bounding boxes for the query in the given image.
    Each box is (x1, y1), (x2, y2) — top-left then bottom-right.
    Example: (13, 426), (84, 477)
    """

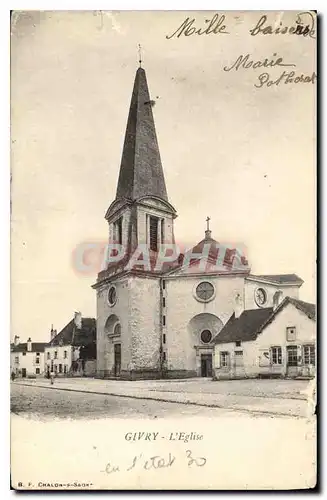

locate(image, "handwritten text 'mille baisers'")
(165, 12), (316, 39)
(223, 53), (317, 88)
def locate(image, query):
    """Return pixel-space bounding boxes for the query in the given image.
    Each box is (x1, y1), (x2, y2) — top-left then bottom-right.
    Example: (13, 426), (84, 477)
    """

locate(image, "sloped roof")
(115, 67), (168, 202)
(49, 317), (96, 347)
(213, 308), (274, 344)
(11, 342), (48, 353)
(287, 297), (316, 320)
(247, 274), (303, 285)
(257, 296), (316, 332)
(214, 296), (316, 345)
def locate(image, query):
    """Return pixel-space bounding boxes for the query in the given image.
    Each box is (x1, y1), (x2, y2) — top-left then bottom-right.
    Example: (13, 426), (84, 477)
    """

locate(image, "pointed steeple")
(116, 67), (168, 202)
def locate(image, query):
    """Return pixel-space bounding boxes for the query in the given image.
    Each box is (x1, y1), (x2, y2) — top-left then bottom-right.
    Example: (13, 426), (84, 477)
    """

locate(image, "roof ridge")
(242, 306), (274, 314)
(289, 296), (315, 307)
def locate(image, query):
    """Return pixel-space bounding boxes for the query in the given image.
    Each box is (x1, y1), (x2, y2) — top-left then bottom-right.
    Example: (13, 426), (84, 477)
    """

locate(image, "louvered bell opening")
(149, 216), (158, 252)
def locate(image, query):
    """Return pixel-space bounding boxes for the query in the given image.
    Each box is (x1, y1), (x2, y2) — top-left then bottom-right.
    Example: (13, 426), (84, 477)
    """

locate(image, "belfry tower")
(93, 66), (176, 379)
(105, 67), (177, 259)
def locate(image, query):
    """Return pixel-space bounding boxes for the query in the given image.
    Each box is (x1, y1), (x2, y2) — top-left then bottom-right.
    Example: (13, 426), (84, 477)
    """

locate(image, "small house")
(213, 296), (316, 379)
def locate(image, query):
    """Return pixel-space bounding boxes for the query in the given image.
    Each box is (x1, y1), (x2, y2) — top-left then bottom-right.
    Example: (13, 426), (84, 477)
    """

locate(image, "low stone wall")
(96, 368), (198, 380)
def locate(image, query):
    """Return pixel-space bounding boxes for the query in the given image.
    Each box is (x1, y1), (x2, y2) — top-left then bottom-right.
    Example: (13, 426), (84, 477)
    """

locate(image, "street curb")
(14, 382), (300, 418)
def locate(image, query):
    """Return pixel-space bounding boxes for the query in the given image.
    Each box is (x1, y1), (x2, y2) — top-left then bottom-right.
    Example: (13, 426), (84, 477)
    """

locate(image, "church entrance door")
(114, 343), (121, 377)
(200, 354), (212, 377)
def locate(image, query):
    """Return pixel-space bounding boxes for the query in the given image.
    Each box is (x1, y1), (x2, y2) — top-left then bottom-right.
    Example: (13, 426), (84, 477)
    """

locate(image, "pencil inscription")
(102, 450), (207, 475)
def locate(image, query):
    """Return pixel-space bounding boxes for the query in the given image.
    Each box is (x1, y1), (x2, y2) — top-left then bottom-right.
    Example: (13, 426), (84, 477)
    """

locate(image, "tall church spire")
(115, 67), (168, 202)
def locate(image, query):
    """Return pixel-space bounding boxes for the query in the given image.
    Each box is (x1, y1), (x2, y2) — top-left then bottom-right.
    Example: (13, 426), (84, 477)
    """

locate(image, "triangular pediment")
(105, 198), (132, 221)
(165, 240), (250, 277)
(165, 254), (250, 277)
(137, 195), (176, 215)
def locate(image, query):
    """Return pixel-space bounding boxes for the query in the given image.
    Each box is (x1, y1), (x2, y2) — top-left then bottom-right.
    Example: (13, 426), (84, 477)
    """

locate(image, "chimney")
(27, 337), (32, 352)
(14, 335), (20, 346)
(273, 291), (283, 311)
(50, 325), (57, 340)
(234, 293), (243, 319)
(74, 311), (82, 330)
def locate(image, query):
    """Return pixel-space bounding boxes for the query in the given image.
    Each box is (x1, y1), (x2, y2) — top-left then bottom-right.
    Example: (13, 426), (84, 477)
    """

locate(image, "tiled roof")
(257, 297), (316, 331)
(160, 237), (249, 277)
(247, 274), (303, 284)
(213, 308), (273, 344)
(213, 296), (316, 345)
(11, 342), (48, 353)
(49, 317), (96, 347)
(287, 297), (316, 320)
(187, 237), (249, 270)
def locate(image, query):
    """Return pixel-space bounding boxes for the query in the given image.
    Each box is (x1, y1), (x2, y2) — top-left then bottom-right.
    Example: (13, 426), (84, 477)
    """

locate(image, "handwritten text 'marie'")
(224, 53), (296, 72)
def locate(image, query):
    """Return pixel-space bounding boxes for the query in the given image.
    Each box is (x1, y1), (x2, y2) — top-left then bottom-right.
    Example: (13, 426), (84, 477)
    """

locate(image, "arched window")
(104, 314), (119, 337)
(113, 323), (121, 336)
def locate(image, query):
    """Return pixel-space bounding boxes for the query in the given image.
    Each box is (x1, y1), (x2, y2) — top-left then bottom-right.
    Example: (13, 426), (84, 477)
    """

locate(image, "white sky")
(11, 11), (316, 342)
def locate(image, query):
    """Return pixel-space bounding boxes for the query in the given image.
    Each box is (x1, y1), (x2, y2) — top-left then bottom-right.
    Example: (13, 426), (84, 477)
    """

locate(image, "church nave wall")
(163, 275), (245, 374)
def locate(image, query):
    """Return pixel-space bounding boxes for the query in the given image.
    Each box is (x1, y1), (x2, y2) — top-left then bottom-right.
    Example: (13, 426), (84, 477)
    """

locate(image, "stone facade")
(163, 275), (244, 377)
(96, 276), (131, 377)
(245, 277), (300, 310)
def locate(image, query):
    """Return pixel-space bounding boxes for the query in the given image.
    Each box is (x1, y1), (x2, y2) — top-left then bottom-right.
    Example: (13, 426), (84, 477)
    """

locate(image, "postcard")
(10, 10), (317, 490)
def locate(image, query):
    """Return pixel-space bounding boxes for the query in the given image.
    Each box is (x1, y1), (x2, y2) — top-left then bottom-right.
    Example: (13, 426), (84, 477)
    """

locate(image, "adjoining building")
(10, 336), (48, 378)
(45, 312), (96, 377)
(93, 65), (316, 380)
(213, 296), (316, 380)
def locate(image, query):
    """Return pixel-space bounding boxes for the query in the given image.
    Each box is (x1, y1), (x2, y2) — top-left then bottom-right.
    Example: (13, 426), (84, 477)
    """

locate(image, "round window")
(107, 286), (117, 306)
(196, 282), (215, 302)
(200, 330), (212, 343)
(254, 287), (267, 307)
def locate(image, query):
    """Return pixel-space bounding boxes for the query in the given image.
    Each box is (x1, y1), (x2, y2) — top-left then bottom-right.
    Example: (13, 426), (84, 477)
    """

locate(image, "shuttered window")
(286, 327), (296, 341)
(161, 219), (165, 243)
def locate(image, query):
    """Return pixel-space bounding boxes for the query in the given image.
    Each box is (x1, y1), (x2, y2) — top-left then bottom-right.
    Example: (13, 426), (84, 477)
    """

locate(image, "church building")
(93, 66), (306, 380)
